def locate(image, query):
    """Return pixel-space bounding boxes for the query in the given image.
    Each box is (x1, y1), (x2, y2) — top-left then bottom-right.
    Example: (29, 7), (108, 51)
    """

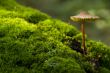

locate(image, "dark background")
(17, 0), (110, 45)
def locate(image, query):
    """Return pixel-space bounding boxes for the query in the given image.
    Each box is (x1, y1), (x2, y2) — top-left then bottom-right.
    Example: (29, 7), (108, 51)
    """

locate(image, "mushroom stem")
(81, 22), (86, 54)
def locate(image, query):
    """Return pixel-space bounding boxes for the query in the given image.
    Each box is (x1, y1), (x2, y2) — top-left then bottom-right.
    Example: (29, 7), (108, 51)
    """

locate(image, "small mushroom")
(70, 11), (99, 55)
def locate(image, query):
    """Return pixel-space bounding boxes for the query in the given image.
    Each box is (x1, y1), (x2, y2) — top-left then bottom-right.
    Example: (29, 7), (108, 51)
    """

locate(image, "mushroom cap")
(70, 12), (99, 22)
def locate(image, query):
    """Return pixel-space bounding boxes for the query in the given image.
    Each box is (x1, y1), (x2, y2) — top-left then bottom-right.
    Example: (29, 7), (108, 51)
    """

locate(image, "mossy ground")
(0, 0), (110, 73)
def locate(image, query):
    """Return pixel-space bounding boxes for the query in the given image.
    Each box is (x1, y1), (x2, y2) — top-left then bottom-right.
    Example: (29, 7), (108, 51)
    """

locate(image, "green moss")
(0, 17), (82, 73)
(98, 67), (110, 73)
(0, 0), (50, 23)
(87, 40), (110, 69)
(43, 57), (85, 73)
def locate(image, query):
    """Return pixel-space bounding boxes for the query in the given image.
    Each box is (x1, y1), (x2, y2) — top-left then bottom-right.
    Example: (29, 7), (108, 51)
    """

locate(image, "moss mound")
(0, 0), (110, 73)
(0, 0), (50, 23)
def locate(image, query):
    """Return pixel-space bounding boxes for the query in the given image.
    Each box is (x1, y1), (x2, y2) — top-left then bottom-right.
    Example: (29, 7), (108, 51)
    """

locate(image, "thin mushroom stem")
(81, 21), (86, 54)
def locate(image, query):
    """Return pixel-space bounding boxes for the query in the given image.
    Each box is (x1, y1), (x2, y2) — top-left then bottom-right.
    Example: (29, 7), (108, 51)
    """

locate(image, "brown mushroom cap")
(70, 12), (99, 22)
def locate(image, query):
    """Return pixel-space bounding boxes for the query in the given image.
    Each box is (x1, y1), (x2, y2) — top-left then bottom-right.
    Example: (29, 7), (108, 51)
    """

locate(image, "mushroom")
(70, 11), (99, 55)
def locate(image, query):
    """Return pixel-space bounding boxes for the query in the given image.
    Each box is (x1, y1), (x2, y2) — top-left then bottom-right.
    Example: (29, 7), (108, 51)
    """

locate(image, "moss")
(0, 17), (82, 73)
(86, 40), (110, 69)
(43, 57), (85, 73)
(0, 0), (50, 23)
(98, 67), (110, 73)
